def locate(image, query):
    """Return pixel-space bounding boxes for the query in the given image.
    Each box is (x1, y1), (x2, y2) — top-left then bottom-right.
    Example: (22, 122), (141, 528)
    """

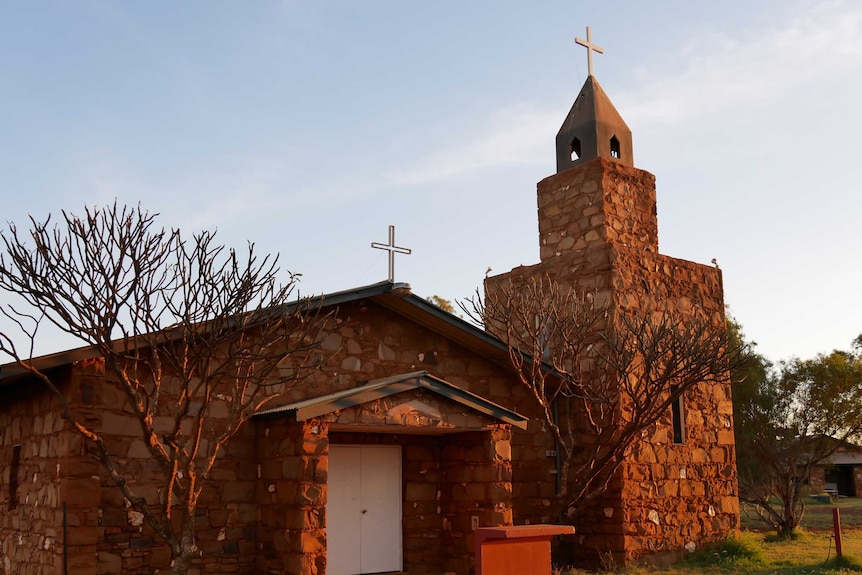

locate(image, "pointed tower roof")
(555, 28), (633, 173)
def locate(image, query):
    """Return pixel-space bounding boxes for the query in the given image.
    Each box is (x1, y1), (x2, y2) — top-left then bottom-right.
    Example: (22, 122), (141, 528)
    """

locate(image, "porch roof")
(253, 370), (528, 430)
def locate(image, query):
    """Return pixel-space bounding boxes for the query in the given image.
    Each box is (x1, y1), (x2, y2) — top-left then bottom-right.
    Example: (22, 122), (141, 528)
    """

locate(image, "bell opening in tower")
(610, 135), (621, 159)
(570, 137), (582, 161)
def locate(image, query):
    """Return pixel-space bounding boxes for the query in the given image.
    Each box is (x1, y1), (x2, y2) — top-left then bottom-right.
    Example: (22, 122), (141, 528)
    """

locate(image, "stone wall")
(85, 357), (261, 575)
(255, 418), (326, 575)
(613, 215), (737, 561)
(439, 427), (513, 575)
(0, 360), (111, 575)
(537, 156), (658, 265)
(3, 358), (268, 575)
(619, 380), (738, 559)
(0, 372), (68, 575)
(808, 466), (826, 493)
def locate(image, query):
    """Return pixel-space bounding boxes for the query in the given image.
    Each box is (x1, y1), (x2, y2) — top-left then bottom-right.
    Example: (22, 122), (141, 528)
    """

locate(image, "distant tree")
(727, 314), (773, 483)
(734, 331), (862, 538)
(428, 295), (456, 314)
(0, 203), (328, 575)
(464, 276), (744, 518)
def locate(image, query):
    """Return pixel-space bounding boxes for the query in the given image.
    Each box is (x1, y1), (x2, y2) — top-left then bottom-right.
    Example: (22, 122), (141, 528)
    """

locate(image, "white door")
(328, 445), (402, 575)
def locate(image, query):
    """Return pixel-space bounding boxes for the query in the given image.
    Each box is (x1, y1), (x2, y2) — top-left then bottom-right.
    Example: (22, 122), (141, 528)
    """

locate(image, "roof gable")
(254, 370), (528, 430)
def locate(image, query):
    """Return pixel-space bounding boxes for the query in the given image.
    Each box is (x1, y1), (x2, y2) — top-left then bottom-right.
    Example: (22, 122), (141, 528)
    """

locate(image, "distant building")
(807, 440), (862, 497)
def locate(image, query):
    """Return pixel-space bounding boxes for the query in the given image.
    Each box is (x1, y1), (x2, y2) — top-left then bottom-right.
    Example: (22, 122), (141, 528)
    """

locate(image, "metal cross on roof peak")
(371, 225), (411, 282)
(575, 26), (604, 77)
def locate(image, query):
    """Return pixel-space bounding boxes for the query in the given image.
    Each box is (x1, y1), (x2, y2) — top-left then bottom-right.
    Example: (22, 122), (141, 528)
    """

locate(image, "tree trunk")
(775, 491), (803, 538)
(170, 553), (193, 575)
(169, 537), (197, 575)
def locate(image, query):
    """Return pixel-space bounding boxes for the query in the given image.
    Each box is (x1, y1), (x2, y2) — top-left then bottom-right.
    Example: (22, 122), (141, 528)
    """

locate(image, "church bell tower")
(486, 26), (737, 565)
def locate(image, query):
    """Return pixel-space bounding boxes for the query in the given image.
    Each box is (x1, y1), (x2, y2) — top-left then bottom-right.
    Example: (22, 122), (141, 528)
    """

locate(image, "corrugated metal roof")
(254, 370), (528, 430)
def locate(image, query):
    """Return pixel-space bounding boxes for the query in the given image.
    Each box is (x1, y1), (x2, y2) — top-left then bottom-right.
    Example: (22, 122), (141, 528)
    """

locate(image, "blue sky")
(1, 1), (860, 362)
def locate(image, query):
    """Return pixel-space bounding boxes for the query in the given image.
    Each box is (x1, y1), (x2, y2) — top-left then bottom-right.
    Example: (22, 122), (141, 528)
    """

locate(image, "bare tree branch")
(463, 275), (743, 518)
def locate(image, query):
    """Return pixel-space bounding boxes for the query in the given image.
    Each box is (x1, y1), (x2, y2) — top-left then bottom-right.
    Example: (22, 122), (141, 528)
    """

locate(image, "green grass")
(562, 503), (862, 575)
(683, 531), (765, 570)
(751, 529), (859, 573)
(742, 497), (862, 532)
(560, 498), (862, 574)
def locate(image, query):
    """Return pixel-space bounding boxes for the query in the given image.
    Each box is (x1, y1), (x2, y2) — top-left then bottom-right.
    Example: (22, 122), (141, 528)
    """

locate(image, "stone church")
(0, 38), (738, 575)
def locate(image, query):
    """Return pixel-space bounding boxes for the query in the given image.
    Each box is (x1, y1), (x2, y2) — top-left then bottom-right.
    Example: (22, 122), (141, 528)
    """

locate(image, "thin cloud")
(65, 1), (862, 234)
(621, 1), (862, 125)
(380, 3), (862, 187)
(382, 104), (559, 187)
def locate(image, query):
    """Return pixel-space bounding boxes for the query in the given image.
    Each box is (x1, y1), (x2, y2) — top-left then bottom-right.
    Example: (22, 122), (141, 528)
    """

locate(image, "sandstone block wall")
(537, 158), (658, 264)
(439, 427), (513, 574)
(614, 249), (736, 560)
(808, 467), (826, 492)
(255, 419), (326, 575)
(0, 360), (110, 575)
(84, 357), (260, 575)
(0, 377), (68, 575)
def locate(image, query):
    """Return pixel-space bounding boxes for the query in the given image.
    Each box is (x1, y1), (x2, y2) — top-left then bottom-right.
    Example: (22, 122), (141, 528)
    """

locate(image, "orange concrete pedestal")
(474, 524), (576, 575)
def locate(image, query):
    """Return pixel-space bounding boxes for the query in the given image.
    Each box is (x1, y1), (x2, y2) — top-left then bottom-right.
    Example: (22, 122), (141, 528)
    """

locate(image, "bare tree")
(0, 203), (328, 575)
(464, 276), (743, 518)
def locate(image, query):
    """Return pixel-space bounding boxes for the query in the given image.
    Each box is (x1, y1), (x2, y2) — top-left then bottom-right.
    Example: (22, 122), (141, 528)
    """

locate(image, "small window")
(80, 382), (94, 404)
(9, 445), (21, 510)
(570, 137), (582, 161)
(671, 385), (686, 444)
(610, 136), (621, 159)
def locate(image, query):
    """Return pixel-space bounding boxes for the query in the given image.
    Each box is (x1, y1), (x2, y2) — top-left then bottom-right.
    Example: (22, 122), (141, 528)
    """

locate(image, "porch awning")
(254, 370), (528, 430)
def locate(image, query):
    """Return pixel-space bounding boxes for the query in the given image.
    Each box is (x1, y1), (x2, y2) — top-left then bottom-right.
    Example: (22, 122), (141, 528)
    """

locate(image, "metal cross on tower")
(575, 26), (604, 77)
(371, 225), (411, 282)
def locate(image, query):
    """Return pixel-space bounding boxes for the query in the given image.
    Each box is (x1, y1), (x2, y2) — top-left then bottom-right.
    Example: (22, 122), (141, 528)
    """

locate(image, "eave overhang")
(253, 370), (529, 430)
